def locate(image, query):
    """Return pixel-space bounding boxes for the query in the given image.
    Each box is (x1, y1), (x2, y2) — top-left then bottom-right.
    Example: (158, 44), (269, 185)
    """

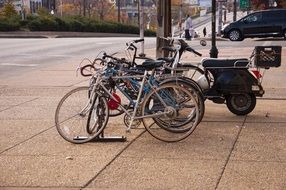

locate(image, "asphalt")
(0, 36), (286, 190)
(0, 31), (140, 38)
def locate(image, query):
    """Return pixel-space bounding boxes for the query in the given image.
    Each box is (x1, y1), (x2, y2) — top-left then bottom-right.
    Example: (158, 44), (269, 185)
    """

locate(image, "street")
(0, 36), (285, 80)
(0, 37), (156, 79)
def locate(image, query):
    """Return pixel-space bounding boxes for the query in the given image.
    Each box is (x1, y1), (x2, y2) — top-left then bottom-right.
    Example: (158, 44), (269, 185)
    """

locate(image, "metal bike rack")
(91, 131), (127, 142)
(73, 132), (126, 142)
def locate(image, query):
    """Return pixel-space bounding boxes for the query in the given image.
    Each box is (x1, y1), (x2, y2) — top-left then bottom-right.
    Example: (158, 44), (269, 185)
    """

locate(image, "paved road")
(0, 37), (156, 79)
(1, 36), (284, 80)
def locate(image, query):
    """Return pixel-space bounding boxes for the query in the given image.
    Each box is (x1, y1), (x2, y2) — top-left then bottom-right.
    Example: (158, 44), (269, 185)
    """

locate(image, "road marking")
(18, 53), (74, 58)
(0, 63), (38, 67)
(97, 42), (113, 45)
(48, 54), (74, 58)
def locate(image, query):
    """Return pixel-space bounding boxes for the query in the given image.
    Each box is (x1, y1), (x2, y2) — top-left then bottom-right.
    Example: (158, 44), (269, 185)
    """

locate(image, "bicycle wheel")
(152, 81), (203, 133)
(86, 95), (109, 137)
(141, 83), (200, 142)
(177, 63), (205, 81)
(159, 78), (205, 125)
(55, 87), (104, 144)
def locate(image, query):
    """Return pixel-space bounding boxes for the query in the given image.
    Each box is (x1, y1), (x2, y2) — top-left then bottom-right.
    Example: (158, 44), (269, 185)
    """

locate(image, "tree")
(0, 1), (18, 17)
(275, 0), (286, 8)
(250, 0), (269, 9)
(250, 0), (286, 9)
(92, 0), (114, 21)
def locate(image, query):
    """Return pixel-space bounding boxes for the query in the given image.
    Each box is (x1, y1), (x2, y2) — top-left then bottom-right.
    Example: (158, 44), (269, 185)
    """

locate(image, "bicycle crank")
(123, 112), (141, 129)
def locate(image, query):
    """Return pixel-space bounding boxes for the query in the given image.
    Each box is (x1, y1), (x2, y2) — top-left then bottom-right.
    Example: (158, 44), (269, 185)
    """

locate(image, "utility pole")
(139, 0), (145, 57)
(156, 0), (171, 58)
(210, 0), (218, 58)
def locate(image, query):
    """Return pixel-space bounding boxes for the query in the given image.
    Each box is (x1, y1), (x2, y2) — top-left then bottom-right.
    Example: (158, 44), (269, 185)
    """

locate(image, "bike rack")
(91, 131), (127, 142)
(73, 132), (126, 142)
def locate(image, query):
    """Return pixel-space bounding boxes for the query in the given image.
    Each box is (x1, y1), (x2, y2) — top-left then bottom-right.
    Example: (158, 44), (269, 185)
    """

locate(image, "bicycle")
(97, 39), (205, 122)
(55, 56), (204, 143)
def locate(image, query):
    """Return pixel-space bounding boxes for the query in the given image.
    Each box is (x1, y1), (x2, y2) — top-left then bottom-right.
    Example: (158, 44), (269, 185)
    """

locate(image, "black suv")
(222, 9), (286, 41)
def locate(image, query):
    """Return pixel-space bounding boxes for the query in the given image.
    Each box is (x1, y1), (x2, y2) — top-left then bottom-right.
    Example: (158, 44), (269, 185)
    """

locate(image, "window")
(244, 13), (262, 22)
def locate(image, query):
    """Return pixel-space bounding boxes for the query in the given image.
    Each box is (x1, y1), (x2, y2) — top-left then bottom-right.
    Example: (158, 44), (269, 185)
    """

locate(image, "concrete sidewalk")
(0, 46), (286, 189)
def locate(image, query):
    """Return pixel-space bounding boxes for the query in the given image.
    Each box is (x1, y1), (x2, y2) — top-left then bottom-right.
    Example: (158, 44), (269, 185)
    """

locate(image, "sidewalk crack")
(214, 116), (247, 189)
(0, 97), (39, 112)
(0, 126), (54, 154)
(81, 130), (146, 189)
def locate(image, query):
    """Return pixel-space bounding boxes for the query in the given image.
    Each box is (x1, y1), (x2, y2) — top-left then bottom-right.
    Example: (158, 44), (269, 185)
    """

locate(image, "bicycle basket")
(254, 46), (281, 68)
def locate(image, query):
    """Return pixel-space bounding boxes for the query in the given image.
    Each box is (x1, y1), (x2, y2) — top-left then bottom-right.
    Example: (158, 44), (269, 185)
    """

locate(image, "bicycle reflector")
(251, 70), (262, 79)
(108, 93), (121, 110)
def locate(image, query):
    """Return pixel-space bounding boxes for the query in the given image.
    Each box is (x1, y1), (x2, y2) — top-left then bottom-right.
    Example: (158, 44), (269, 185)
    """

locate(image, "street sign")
(240, 0), (250, 9)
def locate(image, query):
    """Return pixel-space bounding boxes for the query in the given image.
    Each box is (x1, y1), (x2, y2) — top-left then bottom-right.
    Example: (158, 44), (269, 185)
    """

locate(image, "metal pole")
(218, 2), (222, 36)
(156, 0), (171, 58)
(210, 0), (218, 58)
(233, 0), (237, 21)
(139, 0), (145, 57)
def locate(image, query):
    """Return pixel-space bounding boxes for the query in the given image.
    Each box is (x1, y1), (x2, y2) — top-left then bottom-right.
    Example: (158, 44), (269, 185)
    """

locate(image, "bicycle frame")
(91, 69), (177, 131)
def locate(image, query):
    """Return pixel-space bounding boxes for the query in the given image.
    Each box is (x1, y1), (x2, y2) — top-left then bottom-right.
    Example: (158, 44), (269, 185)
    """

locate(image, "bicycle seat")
(202, 58), (249, 68)
(137, 60), (165, 71)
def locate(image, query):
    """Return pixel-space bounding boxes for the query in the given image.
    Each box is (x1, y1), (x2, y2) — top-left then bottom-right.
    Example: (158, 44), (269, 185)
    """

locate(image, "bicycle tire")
(86, 95), (109, 138)
(141, 83), (200, 142)
(55, 87), (101, 144)
(154, 79), (205, 133)
(177, 63), (205, 81)
(159, 78), (205, 125)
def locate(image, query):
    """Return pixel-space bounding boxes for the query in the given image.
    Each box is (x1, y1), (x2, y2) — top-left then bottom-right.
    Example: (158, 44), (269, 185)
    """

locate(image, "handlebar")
(161, 38), (202, 57)
(126, 39), (144, 50)
(80, 64), (96, 77)
(185, 46), (202, 57)
(103, 53), (132, 67)
(134, 39), (144, 43)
